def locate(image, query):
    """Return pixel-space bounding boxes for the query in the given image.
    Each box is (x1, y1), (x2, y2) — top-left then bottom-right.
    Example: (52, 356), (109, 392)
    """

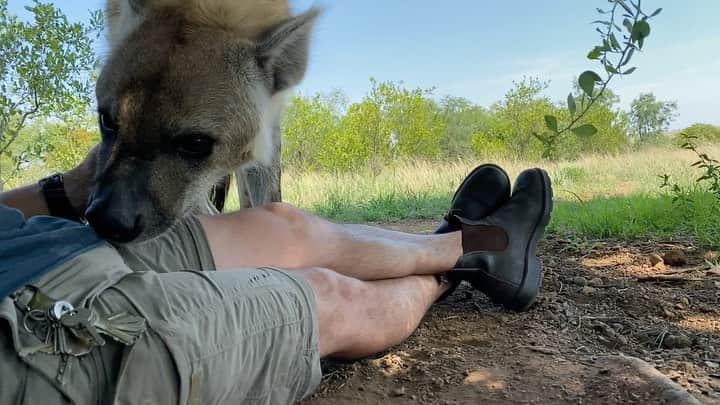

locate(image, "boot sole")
(508, 168), (553, 311)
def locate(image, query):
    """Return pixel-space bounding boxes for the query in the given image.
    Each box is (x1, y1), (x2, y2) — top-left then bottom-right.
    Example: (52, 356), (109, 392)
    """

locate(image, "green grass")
(551, 192), (720, 245)
(312, 191), (451, 223)
(225, 144), (720, 246)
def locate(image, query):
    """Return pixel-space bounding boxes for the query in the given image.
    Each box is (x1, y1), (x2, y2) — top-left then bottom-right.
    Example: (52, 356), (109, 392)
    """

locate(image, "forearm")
(0, 164), (92, 219)
(0, 183), (50, 217)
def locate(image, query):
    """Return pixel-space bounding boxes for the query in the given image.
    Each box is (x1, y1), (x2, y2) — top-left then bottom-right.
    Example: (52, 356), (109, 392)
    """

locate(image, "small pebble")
(679, 296), (690, 306)
(648, 253), (663, 266)
(573, 276), (588, 286)
(588, 277), (604, 287)
(663, 249), (688, 266)
(391, 387), (406, 397)
(663, 334), (692, 349)
(581, 286), (596, 295)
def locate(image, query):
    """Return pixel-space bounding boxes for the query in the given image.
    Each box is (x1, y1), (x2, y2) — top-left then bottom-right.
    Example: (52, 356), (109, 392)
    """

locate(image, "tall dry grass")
(262, 145), (714, 211)
(224, 144), (720, 245)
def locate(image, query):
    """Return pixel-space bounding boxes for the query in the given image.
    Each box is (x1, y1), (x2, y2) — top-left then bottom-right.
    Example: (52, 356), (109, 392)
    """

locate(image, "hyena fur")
(87, 0), (318, 243)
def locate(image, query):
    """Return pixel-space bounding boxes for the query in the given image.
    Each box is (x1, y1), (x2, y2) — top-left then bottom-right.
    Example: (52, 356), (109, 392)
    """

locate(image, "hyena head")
(88, 0), (318, 243)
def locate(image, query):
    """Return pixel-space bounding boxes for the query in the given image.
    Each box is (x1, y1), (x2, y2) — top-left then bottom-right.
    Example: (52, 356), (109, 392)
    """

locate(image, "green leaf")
(602, 39), (612, 51)
(623, 66), (636, 75)
(651, 8), (663, 17)
(587, 46), (603, 60)
(567, 93), (577, 117)
(604, 62), (618, 74)
(621, 47), (635, 66)
(578, 71), (602, 97)
(571, 124), (598, 137)
(609, 33), (621, 50)
(631, 20), (651, 42)
(544, 115), (558, 133)
(623, 18), (634, 33)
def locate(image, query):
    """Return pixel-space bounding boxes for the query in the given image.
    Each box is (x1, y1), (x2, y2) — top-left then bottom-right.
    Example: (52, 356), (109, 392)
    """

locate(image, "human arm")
(0, 147), (96, 219)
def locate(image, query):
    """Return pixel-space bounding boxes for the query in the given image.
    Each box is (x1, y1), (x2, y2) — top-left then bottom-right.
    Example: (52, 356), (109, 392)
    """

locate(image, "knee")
(300, 267), (365, 304)
(297, 267), (369, 356)
(259, 202), (312, 234)
(259, 202), (299, 218)
(299, 267), (369, 328)
(258, 203), (330, 256)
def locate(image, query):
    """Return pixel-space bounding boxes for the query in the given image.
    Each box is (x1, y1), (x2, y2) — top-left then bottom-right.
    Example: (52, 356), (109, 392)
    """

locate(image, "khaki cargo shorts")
(0, 216), (322, 404)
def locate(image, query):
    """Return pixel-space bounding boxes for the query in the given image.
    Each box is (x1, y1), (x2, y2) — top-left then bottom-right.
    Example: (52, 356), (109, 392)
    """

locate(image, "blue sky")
(9, 0), (720, 128)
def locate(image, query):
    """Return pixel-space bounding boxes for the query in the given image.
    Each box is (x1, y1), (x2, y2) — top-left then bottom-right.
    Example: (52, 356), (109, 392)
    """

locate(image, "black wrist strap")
(38, 173), (83, 222)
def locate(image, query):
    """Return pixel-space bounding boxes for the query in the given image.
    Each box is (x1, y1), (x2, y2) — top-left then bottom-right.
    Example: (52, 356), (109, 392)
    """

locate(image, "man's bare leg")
(199, 202), (461, 280)
(199, 169), (553, 358)
(289, 267), (447, 358)
(197, 203), (462, 358)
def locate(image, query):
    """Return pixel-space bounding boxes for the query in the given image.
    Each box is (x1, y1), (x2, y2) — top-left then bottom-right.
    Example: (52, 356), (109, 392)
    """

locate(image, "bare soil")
(302, 220), (720, 404)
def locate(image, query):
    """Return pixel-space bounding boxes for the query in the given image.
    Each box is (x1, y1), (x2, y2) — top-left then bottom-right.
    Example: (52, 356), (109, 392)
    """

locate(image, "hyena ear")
(255, 8), (321, 93)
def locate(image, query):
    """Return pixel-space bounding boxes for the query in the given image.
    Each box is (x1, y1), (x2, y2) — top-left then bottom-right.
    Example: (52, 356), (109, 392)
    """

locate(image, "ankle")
(426, 232), (463, 270)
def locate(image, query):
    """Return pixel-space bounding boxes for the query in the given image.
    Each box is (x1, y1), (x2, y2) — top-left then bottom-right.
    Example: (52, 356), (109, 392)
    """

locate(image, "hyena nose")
(85, 188), (141, 243)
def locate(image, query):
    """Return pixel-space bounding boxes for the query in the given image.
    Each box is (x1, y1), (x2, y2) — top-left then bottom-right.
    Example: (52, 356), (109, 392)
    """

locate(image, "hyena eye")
(174, 134), (216, 159)
(98, 111), (118, 136)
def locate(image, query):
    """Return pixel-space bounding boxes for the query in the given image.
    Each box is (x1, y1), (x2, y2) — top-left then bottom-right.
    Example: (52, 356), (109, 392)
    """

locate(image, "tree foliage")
(559, 87), (630, 157)
(677, 124), (720, 145)
(473, 77), (556, 160)
(282, 79), (445, 172)
(39, 116), (99, 172)
(0, 0), (100, 188)
(538, 0), (663, 158)
(629, 92), (678, 140)
(438, 96), (489, 159)
(278, 76), (642, 172)
(281, 92), (343, 171)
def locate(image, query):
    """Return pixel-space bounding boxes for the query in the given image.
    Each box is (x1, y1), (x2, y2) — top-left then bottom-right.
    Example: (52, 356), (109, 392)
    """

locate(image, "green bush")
(677, 123), (720, 144)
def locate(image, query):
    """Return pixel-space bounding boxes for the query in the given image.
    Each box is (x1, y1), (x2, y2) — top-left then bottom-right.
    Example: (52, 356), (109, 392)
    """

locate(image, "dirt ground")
(301, 220), (720, 404)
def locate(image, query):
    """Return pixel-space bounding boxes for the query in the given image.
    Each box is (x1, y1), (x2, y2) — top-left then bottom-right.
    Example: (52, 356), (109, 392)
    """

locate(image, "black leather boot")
(434, 164), (511, 302)
(434, 164), (510, 235)
(449, 168), (553, 311)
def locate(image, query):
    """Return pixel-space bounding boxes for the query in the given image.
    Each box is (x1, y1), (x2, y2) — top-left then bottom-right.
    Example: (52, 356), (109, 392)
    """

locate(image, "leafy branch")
(0, 0), (101, 188)
(536, 0), (662, 159)
(661, 134), (720, 204)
